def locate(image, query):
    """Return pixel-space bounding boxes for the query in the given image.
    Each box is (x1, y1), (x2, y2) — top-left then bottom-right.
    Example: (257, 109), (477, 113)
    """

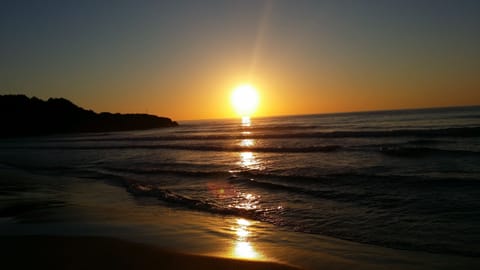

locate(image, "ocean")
(1, 106), (479, 268)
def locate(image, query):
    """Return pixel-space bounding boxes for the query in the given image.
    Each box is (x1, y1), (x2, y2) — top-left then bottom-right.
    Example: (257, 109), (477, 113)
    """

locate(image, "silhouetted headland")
(0, 95), (178, 137)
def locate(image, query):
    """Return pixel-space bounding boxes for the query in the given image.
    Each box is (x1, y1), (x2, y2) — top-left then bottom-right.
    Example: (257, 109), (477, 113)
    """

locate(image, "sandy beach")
(1, 161), (480, 270)
(0, 235), (304, 270)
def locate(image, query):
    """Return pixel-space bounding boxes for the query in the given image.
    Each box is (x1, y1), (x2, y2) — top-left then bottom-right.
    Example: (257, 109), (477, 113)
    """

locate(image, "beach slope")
(0, 235), (303, 270)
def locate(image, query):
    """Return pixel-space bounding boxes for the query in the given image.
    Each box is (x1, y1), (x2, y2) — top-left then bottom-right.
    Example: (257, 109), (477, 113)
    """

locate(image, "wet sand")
(0, 235), (303, 270)
(2, 167), (479, 270)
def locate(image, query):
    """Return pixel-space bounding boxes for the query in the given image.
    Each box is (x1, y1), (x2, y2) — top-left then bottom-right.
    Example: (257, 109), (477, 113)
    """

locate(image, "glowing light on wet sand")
(236, 227), (250, 238)
(232, 218), (259, 259)
(234, 241), (257, 259)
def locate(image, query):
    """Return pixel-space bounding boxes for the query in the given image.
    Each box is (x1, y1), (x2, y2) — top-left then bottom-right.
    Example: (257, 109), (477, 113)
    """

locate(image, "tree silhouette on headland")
(0, 95), (178, 137)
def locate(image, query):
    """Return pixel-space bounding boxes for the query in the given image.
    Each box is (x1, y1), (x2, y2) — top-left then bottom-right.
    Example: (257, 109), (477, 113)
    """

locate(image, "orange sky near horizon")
(70, 64), (480, 121)
(1, 1), (479, 121)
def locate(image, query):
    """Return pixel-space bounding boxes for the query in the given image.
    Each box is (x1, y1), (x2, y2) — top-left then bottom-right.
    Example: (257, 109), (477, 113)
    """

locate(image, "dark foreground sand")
(0, 235), (303, 270)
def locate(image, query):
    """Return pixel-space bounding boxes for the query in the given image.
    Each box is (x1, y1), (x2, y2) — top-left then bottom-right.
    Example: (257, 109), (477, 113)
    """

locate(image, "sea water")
(1, 106), (479, 266)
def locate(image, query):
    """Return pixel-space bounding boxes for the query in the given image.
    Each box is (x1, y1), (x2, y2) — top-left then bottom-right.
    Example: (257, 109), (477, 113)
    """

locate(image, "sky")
(1, 0), (479, 120)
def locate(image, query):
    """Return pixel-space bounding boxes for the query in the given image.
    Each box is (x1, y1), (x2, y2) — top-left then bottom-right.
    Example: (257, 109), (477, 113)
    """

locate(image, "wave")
(97, 160), (480, 189)
(5, 144), (341, 153)
(177, 124), (320, 133)
(103, 166), (231, 178)
(315, 126), (480, 138)
(229, 175), (422, 209)
(6, 139), (479, 157)
(125, 181), (270, 220)
(99, 166), (403, 209)
(97, 164), (480, 209)
(39, 126), (480, 143)
(237, 170), (480, 187)
(406, 139), (443, 145)
(5, 158), (478, 194)
(379, 146), (480, 158)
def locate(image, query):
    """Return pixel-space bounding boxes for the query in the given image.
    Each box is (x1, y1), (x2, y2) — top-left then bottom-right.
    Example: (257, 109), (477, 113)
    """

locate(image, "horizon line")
(178, 104), (480, 122)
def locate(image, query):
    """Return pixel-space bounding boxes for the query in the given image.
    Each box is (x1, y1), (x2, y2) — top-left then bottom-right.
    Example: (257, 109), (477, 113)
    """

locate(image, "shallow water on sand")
(1, 167), (478, 269)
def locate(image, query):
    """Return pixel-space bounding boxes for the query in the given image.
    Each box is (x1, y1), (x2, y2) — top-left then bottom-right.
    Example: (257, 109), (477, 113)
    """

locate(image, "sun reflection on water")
(232, 218), (259, 259)
(240, 152), (256, 167)
(240, 139), (254, 147)
(242, 116), (251, 126)
(228, 117), (262, 260)
(230, 192), (259, 210)
(238, 151), (265, 171)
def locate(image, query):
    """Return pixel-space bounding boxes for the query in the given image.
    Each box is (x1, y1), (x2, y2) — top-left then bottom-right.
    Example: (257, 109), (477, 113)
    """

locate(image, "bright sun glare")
(231, 84), (260, 117)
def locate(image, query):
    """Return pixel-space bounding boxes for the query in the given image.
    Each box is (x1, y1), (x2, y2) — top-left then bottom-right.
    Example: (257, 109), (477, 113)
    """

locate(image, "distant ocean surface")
(1, 106), (479, 258)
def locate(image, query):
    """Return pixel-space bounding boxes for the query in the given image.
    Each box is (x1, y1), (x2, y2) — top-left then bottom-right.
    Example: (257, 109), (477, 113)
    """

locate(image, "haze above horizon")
(1, 0), (479, 120)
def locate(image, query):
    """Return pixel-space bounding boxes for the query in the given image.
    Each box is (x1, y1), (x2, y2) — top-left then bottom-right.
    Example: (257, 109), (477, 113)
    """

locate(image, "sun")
(231, 84), (260, 117)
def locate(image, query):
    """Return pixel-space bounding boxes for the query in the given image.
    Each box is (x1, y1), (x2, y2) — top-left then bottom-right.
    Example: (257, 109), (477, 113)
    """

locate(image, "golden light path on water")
(225, 118), (265, 260)
(240, 152), (256, 167)
(240, 139), (254, 147)
(238, 123), (259, 169)
(242, 116), (252, 126)
(232, 218), (259, 259)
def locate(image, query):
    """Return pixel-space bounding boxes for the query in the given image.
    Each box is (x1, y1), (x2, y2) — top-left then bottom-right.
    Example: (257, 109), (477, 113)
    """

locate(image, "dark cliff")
(0, 95), (178, 137)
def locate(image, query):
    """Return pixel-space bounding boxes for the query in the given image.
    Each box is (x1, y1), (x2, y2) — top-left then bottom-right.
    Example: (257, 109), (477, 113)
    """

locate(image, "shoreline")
(1, 164), (479, 270)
